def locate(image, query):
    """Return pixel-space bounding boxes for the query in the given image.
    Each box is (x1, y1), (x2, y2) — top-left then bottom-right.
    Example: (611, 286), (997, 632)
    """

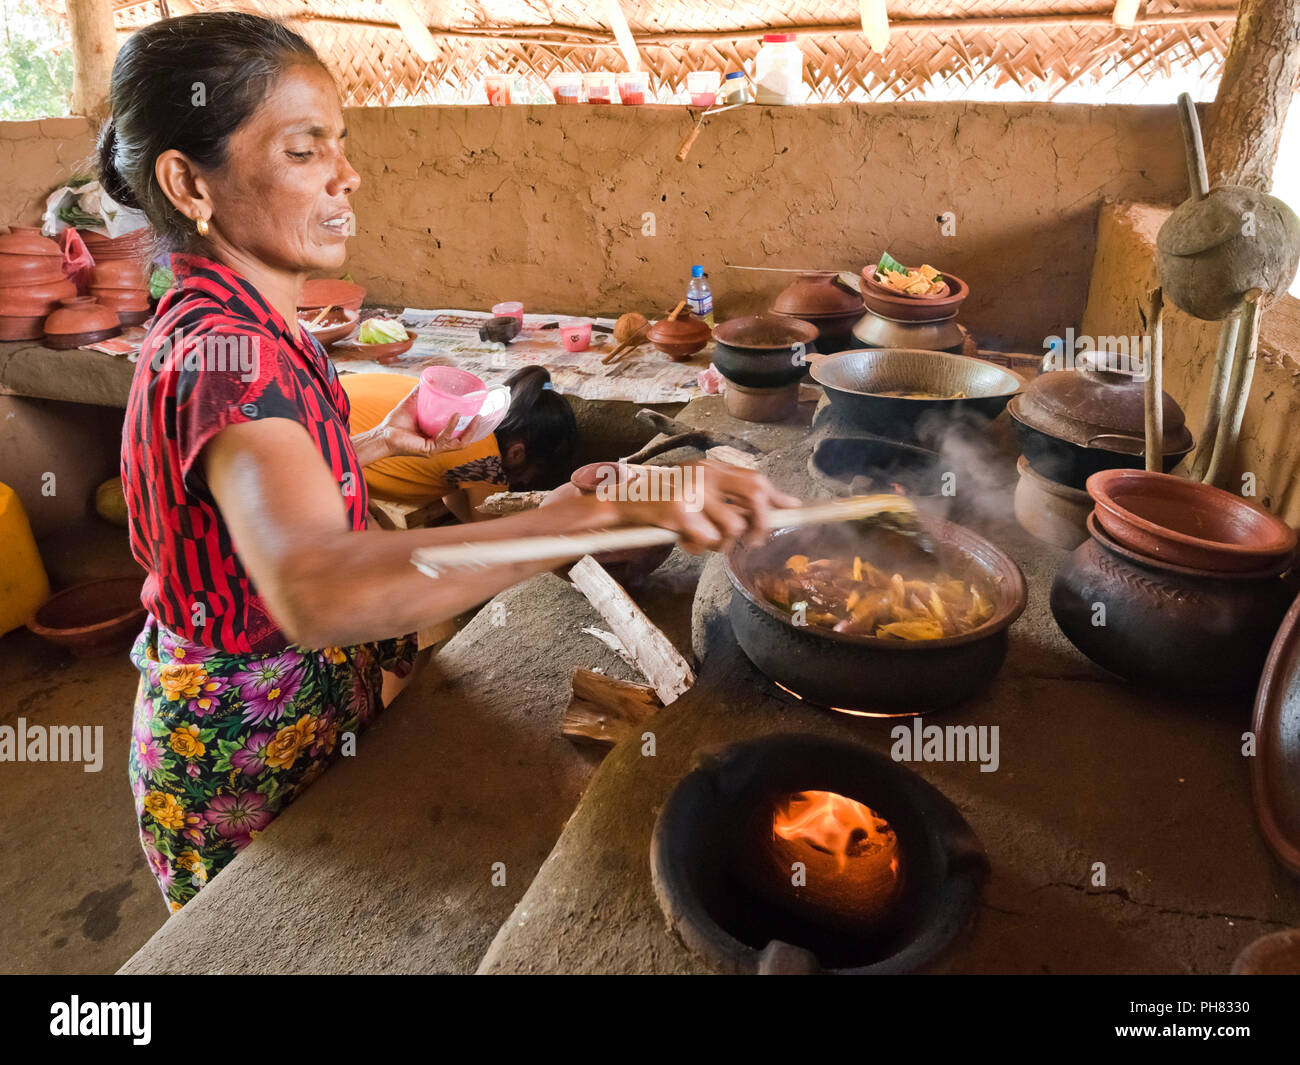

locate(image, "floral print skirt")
(128, 616), (417, 912)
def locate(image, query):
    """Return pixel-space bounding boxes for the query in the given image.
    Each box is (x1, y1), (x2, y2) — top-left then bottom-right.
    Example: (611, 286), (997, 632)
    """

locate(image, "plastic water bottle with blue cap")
(686, 265), (714, 326)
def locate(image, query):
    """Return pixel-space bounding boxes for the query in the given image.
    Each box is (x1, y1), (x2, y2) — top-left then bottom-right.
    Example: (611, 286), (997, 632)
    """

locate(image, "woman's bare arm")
(203, 417), (794, 648)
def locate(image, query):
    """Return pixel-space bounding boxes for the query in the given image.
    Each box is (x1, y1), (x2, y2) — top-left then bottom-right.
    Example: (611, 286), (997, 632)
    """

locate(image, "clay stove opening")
(651, 734), (988, 974)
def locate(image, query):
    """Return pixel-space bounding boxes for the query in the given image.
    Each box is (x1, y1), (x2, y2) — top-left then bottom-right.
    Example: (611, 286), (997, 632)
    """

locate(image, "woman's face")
(201, 62), (359, 274)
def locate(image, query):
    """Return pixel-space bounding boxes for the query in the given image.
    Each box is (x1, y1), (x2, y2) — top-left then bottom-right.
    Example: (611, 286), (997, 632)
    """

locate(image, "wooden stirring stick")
(307, 304), (334, 327)
(410, 494), (918, 577)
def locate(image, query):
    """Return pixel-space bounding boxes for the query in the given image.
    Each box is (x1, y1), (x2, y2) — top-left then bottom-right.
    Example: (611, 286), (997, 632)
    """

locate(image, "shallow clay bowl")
(1087, 469), (1297, 573)
(300, 278), (366, 313)
(27, 576), (146, 656)
(647, 313), (710, 360)
(860, 269), (968, 322)
(303, 307), (359, 348)
(331, 330), (418, 359)
(43, 296), (121, 349)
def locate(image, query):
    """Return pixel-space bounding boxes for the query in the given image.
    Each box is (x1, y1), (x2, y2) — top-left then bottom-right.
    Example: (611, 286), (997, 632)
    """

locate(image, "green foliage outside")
(0, 0), (73, 120)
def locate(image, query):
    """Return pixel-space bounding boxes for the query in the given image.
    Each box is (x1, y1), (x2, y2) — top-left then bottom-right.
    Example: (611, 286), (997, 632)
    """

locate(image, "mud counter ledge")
(0, 341), (135, 408)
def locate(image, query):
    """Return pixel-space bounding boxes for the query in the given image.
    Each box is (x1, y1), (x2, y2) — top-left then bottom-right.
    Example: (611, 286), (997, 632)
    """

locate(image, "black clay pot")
(1050, 515), (1292, 695)
(725, 520), (1027, 714)
(711, 314), (819, 389)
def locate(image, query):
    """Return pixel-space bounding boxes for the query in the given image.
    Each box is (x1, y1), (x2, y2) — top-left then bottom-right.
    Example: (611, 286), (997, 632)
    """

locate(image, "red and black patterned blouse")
(122, 254), (368, 654)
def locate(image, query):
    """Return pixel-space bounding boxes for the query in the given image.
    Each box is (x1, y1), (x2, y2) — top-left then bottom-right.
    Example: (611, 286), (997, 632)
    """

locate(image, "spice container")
(547, 72), (583, 104)
(617, 72), (650, 105)
(754, 33), (803, 105)
(484, 75), (512, 106)
(721, 71), (749, 105)
(686, 71), (721, 107)
(560, 319), (592, 352)
(585, 72), (616, 104)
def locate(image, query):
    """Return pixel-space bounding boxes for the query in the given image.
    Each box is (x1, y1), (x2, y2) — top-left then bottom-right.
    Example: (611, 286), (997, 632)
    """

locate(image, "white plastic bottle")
(686, 265), (714, 325)
(754, 33), (803, 105)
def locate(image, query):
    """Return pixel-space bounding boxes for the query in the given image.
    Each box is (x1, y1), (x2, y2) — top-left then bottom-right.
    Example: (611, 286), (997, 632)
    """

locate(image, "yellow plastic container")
(0, 482), (49, 636)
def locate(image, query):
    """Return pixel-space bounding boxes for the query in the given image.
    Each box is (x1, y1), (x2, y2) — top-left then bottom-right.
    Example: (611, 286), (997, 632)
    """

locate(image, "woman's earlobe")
(154, 148), (208, 220)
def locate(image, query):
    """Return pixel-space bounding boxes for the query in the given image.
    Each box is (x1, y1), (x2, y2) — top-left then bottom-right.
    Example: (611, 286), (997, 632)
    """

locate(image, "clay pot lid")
(646, 313), (711, 346)
(771, 272), (865, 317)
(44, 295), (120, 335)
(0, 226), (62, 258)
(1087, 468), (1298, 572)
(1252, 589), (1300, 879)
(713, 313), (818, 350)
(1014, 355), (1192, 453)
(300, 278), (366, 312)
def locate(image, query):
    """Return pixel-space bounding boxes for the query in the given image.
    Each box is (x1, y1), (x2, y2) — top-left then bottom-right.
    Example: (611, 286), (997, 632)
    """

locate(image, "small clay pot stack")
(83, 227), (154, 326)
(43, 296), (122, 350)
(0, 227), (77, 340)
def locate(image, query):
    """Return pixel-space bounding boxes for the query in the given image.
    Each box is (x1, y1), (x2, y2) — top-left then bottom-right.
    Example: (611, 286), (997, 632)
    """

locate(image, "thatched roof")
(102, 0), (1236, 106)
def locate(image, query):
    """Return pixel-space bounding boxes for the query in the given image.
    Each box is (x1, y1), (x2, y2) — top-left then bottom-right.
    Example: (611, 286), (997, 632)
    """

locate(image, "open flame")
(773, 791), (901, 876)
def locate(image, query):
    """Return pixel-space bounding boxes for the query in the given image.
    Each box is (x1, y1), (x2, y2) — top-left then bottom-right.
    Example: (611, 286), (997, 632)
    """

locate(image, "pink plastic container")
(618, 72), (650, 105)
(417, 366), (490, 438)
(560, 319), (592, 352)
(687, 71), (721, 107)
(491, 301), (524, 322)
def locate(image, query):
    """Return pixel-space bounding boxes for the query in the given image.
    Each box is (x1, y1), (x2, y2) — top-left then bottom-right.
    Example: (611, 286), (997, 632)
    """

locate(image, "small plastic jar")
(617, 71), (650, 105)
(721, 70), (749, 105)
(559, 319), (592, 352)
(585, 72), (616, 104)
(547, 72), (583, 104)
(686, 70), (721, 107)
(492, 301), (524, 322)
(754, 33), (803, 105)
(484, 75), (512, 106)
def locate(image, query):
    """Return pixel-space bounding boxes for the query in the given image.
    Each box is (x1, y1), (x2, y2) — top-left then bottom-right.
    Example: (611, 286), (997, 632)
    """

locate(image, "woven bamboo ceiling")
(99, 0), (1237, 105)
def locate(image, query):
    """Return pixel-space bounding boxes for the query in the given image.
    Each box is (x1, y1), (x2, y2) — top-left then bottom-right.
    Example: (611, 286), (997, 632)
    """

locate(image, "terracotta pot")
(1050, 513), (1292, 695)
(301, 307), (359, 348)
(542, 461), (673, 584)
(27, 576), (145, 656)
(771, 309), (863, 353)
(712, 314), (817, 389)
(80, 227), (154, 263)
(721, 378), (800, 422)
(0, 314), (47, 341)
(43, 295), (121, 349)
(771, 272), (865, 317)
(90, 285), (151, 313)
(0, 275), (78, 317)
(1014, 455), (1091, 550)
(859, 268), (969, 322)
(646, 312), (710, 360)
(300, 278), (365, 313)
(1088, 469), (1296, 573)
(89, 257), (149, 290)
(0, 225), (66, 286)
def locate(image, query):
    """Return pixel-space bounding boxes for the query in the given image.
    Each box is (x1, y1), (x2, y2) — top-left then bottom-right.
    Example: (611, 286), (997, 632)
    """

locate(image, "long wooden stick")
(1144, 287), (1164, 473)
(1205, 288), (1264, 488)
(410, 494), (917, 576)
(1189, 314), (1241, 480)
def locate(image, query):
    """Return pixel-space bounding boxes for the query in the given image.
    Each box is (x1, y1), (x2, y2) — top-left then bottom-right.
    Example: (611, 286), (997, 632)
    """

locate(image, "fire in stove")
(772, 790), (901, 876)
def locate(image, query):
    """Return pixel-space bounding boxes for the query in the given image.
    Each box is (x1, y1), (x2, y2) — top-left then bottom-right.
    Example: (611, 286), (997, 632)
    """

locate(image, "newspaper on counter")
(329, 309), (702, 404)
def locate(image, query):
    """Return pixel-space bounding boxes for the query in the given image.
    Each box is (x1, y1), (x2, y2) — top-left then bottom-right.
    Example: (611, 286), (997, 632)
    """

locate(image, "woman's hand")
(616, 460), (801, 554)
(357, 385), (483, 463)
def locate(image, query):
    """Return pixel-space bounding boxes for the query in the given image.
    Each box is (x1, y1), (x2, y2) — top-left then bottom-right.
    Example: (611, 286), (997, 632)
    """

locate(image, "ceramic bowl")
(27, 576), (146, 656)
(646, 313), (711, 360)
(301, 307), (359, 348)
(331, 330), (418, 360)
(80, 227), (154, 263)
(300, 278), (366, 313)
(1087, 469), (1297, 573)
(43, 296), (121, 349)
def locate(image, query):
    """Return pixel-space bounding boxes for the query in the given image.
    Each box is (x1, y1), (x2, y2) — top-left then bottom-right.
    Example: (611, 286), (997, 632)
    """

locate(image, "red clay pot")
(43, 295), (121, 349)
(646, 312), (710, 360)
(27, 576), (145, 656)
(300, 278), (366, 313)
(0, 226), (66, 286)
(1087, 469), (1296, 573)
(80, 227), (154, 263)
(0, 275), (78, 317)
(859, 268), (969, 322)
(0, 314), (48, 341)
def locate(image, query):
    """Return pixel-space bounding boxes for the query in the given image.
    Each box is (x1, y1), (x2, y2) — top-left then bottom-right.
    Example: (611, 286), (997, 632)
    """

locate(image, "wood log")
(67, 0), (118, 119)
(561, 668), (661, 748)
(474, 490), (547, 517)
(568, 555), (695, 704)
(1206, 0), (1300, 191)
(634, 409), (765, 454)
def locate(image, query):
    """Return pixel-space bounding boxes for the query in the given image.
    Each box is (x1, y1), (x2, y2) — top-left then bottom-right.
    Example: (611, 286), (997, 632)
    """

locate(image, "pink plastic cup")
(560, 319), (592, 352)
(417, 366), (490, 438)
(492, 301), (524, 322)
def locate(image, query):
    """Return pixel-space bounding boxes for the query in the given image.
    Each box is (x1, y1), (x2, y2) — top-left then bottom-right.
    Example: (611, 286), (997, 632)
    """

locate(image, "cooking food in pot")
(753, 552), (994, 639)
(874, 388), (968, 399)
(875, 251), (946, 297)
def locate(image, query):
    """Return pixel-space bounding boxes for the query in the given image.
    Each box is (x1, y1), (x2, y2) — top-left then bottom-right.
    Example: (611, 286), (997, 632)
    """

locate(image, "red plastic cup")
(560, 319), (592, 352)
(417, 366), (490, 438)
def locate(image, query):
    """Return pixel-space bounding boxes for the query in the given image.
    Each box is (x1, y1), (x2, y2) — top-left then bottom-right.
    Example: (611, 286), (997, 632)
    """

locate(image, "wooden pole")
(1206, 0), (1300, 191)
(1144, 288), (1164, 473)
(67, 0), (118, 119)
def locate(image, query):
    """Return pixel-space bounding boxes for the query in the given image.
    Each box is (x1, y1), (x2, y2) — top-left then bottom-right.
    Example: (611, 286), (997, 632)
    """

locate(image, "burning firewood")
(562, 668), (663, 749)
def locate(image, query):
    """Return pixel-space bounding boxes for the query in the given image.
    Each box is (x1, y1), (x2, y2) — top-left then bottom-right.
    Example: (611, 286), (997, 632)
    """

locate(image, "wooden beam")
(67, 0), (118, 118)
(1206, 0), (1300, 191)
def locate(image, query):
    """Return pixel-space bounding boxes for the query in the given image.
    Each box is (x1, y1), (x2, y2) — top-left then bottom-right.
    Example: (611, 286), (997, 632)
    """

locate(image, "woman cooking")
(107, 12), (798, 911)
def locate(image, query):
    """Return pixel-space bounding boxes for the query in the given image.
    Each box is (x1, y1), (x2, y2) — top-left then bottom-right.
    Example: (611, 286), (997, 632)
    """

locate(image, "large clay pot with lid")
(1050, 513), (1292, 696)
(0, 226), (77, 340)
(1009, 351), (1194, 489)
(770, 272), (865, 353)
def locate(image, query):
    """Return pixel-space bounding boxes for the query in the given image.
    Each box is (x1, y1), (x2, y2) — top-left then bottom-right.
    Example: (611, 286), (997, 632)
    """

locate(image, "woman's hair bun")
(96, 119), (141, 211)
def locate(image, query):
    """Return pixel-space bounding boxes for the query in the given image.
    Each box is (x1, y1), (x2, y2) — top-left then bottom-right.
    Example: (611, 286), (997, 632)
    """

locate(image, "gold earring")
(196, 217), (210, 237)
